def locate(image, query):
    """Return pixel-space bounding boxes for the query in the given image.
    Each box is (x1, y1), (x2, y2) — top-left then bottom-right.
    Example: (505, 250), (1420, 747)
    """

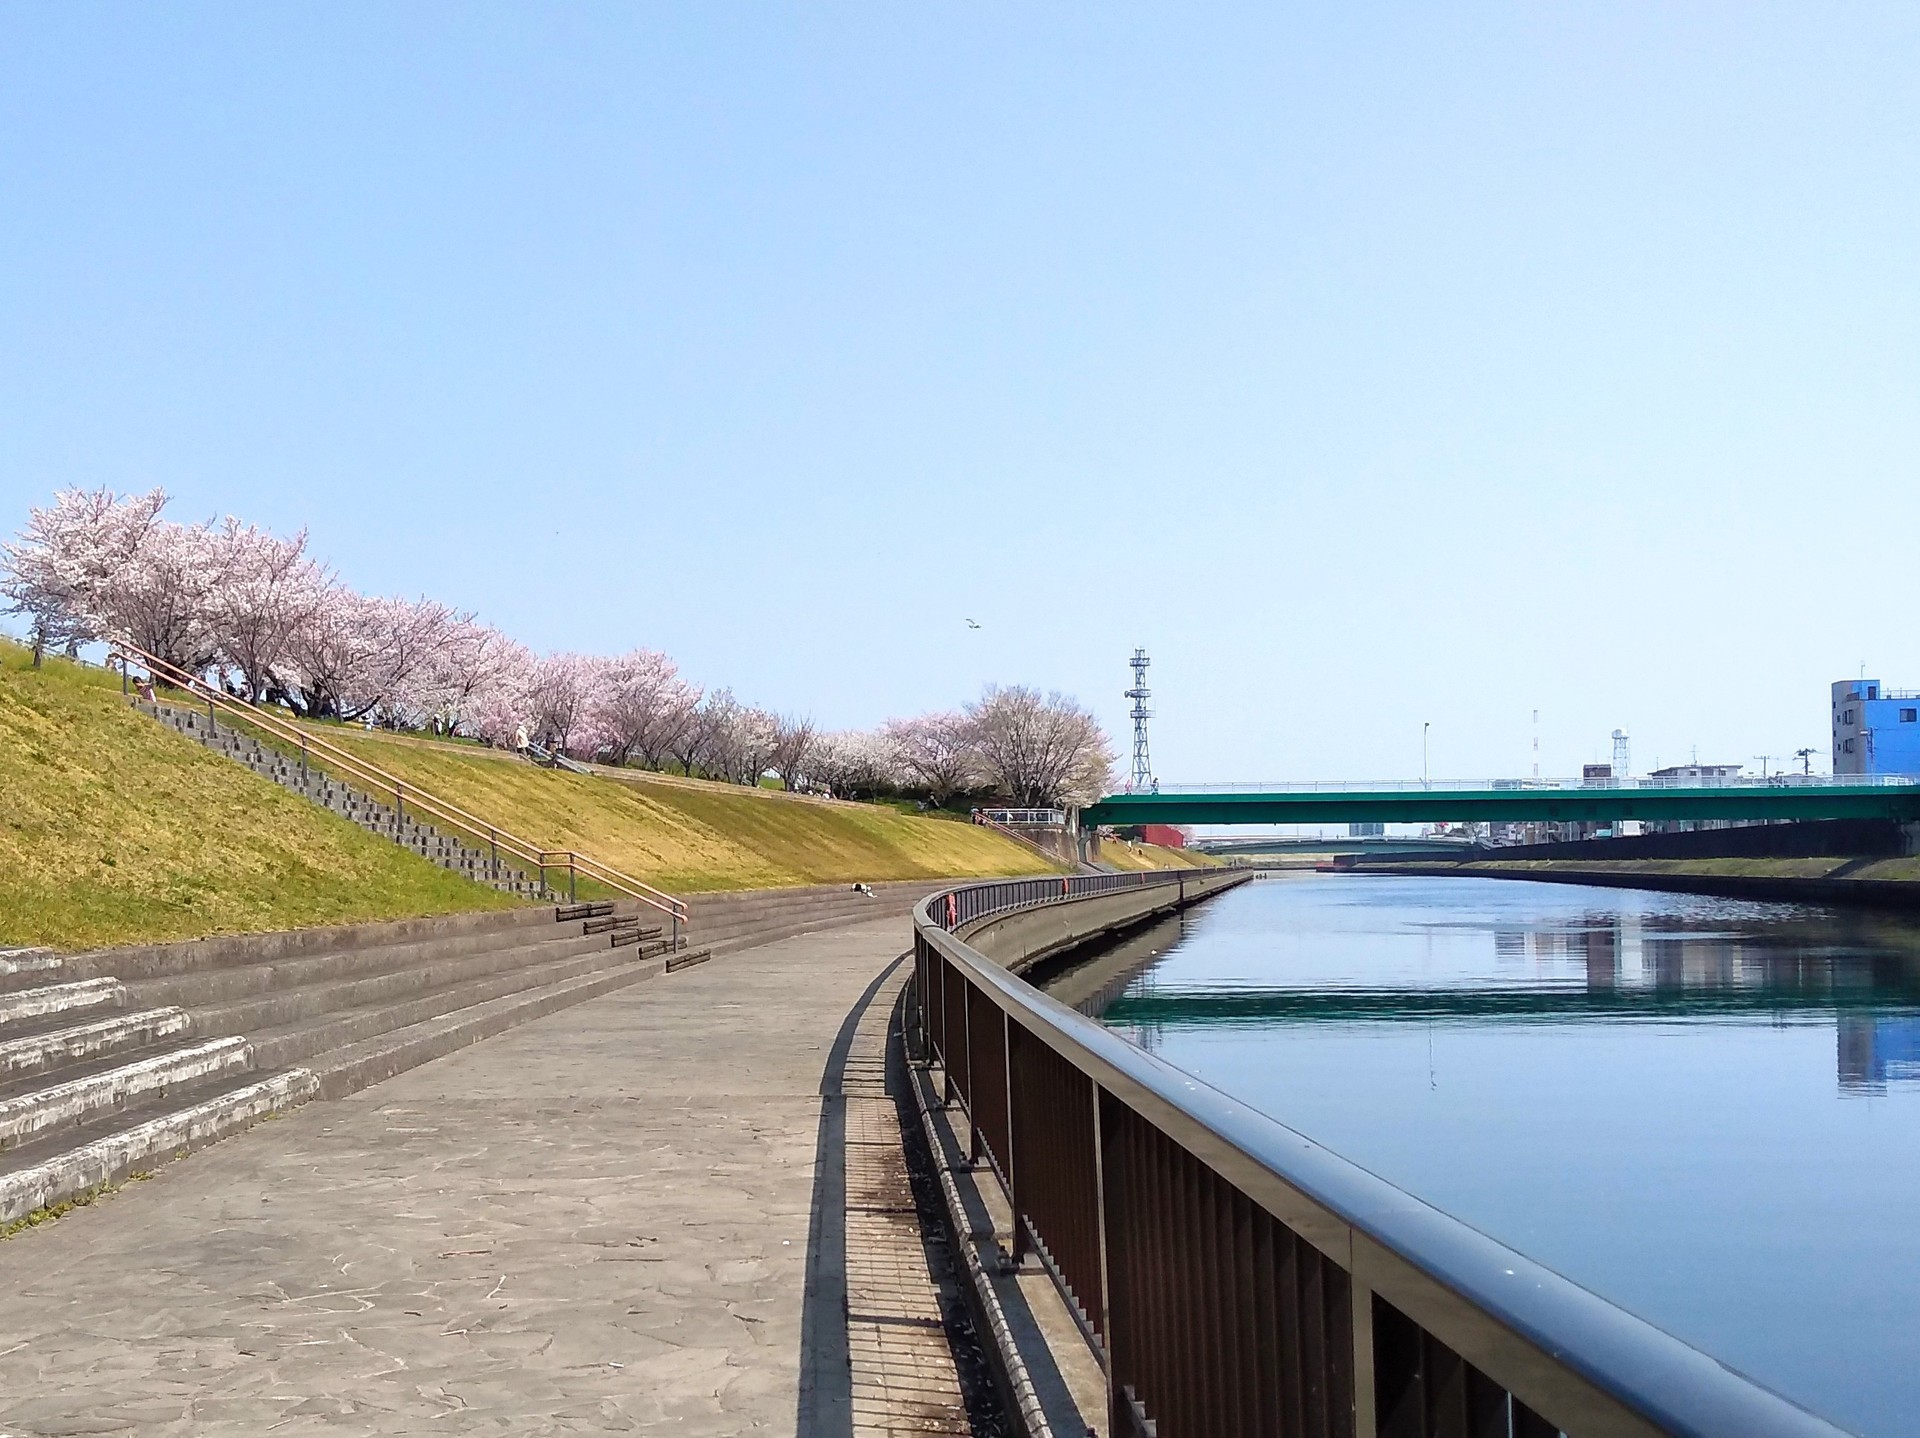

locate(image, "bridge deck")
(1086, 782), (1920, 826)
(0, 918), (985, 1435)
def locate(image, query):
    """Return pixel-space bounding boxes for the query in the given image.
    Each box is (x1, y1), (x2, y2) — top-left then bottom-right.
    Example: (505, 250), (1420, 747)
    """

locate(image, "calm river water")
(1081, 873), (1920, 1438)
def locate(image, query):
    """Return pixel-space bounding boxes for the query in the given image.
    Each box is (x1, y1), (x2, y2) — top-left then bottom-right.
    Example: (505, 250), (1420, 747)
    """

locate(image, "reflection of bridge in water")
(1046, 896), (1920, 1094)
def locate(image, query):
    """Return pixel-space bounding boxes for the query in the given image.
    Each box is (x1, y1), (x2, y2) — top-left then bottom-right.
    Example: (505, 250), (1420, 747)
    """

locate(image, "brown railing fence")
(109, 640), (687, 942)
(913, 875), (1848, 1438)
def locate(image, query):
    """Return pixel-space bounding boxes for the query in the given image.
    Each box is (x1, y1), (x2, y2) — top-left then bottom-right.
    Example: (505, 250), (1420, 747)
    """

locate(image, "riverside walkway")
(0, 918), (988, 1436)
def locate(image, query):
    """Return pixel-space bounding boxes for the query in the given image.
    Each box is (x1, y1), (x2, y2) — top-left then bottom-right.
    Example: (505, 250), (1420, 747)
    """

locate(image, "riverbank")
(1356, 855), (1920, 910)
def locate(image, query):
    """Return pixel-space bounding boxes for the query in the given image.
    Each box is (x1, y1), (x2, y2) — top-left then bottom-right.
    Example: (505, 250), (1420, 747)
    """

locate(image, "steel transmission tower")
(1126, 648), (1154, 793)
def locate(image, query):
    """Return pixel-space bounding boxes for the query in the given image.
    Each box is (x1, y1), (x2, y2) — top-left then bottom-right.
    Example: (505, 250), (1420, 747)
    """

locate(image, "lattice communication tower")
(1126, 647), (1154, 793)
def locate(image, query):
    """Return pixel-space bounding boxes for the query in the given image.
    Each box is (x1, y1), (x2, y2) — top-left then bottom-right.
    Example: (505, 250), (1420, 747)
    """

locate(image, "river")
(1062, 872), (1920, 1437)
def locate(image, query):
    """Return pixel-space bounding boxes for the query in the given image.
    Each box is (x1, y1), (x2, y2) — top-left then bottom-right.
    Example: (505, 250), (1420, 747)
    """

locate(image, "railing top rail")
(914, 877), (1849, 1438)
(113, 641), (686, 922)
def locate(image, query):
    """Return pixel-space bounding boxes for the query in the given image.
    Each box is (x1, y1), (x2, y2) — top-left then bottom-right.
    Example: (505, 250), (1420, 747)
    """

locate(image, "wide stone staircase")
(136, 699), (549, 899)
(0, 904), (703, 1224)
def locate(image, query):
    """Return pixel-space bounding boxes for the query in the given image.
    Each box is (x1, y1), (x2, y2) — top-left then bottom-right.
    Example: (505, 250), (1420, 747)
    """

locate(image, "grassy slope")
(1095, 837), (1220, 871)
(0, 646), (516, 951)
(297, 727), (1060, 892)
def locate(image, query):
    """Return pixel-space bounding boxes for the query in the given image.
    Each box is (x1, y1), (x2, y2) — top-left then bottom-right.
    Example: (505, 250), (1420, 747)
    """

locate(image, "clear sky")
(3, 5), (1916, 783)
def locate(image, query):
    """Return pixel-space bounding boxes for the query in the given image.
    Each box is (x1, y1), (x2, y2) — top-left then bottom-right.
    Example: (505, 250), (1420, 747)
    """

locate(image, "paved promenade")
(0, 918), (982, 1436)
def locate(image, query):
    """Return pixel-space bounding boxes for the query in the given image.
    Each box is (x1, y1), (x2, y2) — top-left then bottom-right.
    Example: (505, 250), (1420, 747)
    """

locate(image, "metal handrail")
(913, 877), (1850, 1438)
(110, 641), (687, 936)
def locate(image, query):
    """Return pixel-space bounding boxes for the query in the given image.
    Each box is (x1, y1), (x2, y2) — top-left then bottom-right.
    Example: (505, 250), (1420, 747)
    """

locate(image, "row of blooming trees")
(1, 487), (1114, 807)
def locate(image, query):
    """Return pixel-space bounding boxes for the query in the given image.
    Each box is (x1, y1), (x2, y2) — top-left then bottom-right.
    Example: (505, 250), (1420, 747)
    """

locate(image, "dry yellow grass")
(0, 646), (516, 951)
(286, 725), (1061, 892)
(1094, 836), (1220, 871)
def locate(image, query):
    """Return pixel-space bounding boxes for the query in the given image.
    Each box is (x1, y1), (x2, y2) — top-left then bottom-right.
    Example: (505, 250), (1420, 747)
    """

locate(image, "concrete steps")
(132, 700), (549, 899)
(0, 905), (708, 1223)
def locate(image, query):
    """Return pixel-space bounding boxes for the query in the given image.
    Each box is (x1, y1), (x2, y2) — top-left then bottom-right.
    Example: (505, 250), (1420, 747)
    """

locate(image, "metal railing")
(923, 869), (1188, 932)
(974, 808), (1070, 827)
(110, 641), (688, 943)
(913, 877), (1849, 1438)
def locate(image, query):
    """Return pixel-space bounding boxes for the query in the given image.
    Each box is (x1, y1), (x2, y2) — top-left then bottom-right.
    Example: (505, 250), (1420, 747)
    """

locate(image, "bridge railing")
(913, 876), (1847, 1438)
(1140, 774), (1920, 794)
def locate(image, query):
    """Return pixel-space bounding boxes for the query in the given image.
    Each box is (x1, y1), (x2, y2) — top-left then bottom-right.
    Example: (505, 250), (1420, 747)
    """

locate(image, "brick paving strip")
(0, 917), (986, 1436)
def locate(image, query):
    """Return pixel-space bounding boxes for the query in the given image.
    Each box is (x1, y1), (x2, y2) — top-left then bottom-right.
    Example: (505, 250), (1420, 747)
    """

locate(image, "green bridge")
(1081, 778), (1920, 828)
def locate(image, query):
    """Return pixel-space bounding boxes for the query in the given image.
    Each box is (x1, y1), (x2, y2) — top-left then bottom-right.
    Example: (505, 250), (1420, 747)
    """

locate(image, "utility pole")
(1423, 721), (1431, 789)
(1795, 747), (1816, 776)
(1126, 648), (1153, 794)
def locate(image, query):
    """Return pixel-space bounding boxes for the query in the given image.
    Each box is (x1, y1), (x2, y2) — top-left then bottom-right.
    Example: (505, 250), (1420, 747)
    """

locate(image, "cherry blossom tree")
(104, 516), (221, 675)
(281, 591), (453, 722)
(585, 648), (700, 768)
(768, 714), (817, 792)
(423, 620), (528, 737)
(883, 712), (979, 805)
(0, 487), (166, 665)
(207, 517), (329, 702)
(808, 730), (897, 800)
(524, 651), (607, 757)
(965, 685), (1114, 807)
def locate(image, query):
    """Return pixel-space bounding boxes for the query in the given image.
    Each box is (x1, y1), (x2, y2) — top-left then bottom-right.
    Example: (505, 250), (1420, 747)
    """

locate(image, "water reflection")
(1051, 875), (1920, 1436)
(1089, 898), (1920, 1096)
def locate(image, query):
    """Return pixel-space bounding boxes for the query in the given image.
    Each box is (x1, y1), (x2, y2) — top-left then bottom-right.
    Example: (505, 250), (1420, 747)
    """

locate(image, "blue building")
(1832, 679), (1920, 776)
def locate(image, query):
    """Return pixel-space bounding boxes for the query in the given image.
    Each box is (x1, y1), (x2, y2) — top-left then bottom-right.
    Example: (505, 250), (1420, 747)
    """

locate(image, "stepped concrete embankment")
(0, 916), (995, 1435)
(0, 904), (693, 1225)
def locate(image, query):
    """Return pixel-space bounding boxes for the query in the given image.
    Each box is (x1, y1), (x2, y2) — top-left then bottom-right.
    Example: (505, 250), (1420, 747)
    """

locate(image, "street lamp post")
(1423, 722), (1431, 790)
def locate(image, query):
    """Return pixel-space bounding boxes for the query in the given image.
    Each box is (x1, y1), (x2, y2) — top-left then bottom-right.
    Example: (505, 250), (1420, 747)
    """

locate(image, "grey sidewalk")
(0, 917), (973, 1436)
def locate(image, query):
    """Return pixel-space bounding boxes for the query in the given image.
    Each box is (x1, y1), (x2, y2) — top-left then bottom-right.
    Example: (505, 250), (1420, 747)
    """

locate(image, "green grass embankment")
(0, 645), (517, 951)
(281, 725), (1062, 893)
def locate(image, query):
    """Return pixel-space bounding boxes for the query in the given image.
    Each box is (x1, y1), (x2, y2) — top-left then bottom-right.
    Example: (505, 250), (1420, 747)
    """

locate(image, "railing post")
(568, 859), (577, 904)
(300, 737), (308, 786)
(1006, 1009), (1029, 1265)
(1095, 1083), (1127, 1438)
(489, 828), (499, 877)
(394, 781), (405, 823)
(1351, 1269), (1378, 1438)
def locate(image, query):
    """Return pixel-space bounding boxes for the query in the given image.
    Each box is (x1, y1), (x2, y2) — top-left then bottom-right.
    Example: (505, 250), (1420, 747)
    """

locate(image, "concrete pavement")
(0, 917), (986, 1436)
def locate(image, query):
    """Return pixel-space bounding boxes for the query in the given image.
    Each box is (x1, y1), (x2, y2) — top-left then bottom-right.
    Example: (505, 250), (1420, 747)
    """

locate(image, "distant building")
(1644, 763), (1745, 834)
(1646, 763), (1744, 780)
(1348, 822), (1385, 838)
(1832, 679), (1920, 777)
(1137, 824), (1189, 849)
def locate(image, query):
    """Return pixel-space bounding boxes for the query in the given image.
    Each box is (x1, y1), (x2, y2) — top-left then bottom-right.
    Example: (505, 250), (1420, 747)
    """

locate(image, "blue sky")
(3, 4), (1916, 782)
